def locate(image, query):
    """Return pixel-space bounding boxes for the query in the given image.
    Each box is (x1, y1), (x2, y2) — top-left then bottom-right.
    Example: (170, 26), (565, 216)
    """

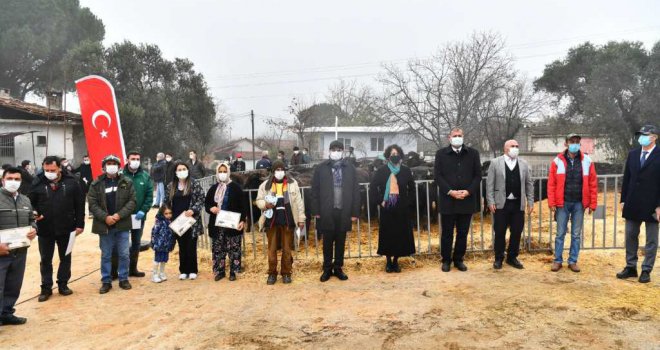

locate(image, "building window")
(370, 137), (384, 152)
(337, 137), (351, 148)
(0, 136), (15, 157)
(37, 135), (47, 146)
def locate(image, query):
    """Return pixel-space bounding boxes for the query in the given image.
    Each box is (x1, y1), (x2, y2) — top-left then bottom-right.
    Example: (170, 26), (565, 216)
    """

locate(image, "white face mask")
(61, 162), (69, 168)
(165, 157), (172, 162)
(44, 171), (58, 181)
(83, 160), (90, 165)
(330, 151), (343, 161)
(302, 150), (307, 155)
(237, 158), (242, 162)
(508, 147), (520, 158)
(2, 179), (21, 193)
(450, 136), (464, 147)
(189, 154), (195, 160)
(176, 170), (189, 180)
(294, 150), (299, 155)
(129, 160), (140, 170)
(105, 165), (119, 175)
(274, 170), (285, 180)
(217, 173), (228, 182)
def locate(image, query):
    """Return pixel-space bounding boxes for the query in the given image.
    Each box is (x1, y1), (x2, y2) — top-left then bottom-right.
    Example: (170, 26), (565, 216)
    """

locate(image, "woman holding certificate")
(165, 162), (205, 281)
(205, 163), (247, 281)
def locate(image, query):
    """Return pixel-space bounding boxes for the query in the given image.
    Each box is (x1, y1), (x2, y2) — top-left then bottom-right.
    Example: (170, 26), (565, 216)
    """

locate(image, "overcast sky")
(76, 0), (660, 138)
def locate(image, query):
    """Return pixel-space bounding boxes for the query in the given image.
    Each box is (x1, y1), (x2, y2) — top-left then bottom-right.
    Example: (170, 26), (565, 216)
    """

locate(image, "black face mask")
(389, 155), (401, 164)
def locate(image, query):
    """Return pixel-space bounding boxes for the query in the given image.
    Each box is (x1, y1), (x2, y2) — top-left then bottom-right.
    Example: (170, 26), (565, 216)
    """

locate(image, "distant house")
(0, 89), (86, 167)
(308, 126), (417, 159)
(212, 138), (266, 170)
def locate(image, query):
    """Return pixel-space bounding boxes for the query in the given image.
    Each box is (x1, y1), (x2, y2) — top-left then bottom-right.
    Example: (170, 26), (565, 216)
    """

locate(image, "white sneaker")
(179, 274), (188, 280)
(151, 274), (162, 283)
(159, 271), (167, 281)
(188, 273), (197, 280)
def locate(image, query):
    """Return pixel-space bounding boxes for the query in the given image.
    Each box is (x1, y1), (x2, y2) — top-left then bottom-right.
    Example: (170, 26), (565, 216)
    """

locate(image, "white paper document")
(169, 213), (197, 236)
(131, 214), (142, 230)
(215, 210), (241, 230)
(65, 231), (76, 255)
(0, 226), (32, 250)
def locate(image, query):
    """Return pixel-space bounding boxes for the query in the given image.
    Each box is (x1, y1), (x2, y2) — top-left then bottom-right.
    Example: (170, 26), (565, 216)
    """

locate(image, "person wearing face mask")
(231, 153), (246, 172)
(119, 151), (153, 278)
(151, 152), (167, 208)
(17, 160), (34, 195)
(277, 150), (289, 169)
(165, 162), (205, 280)
(617, 125), (660, 283)
(434, 127), (482, 272)
(0, 167), (38, 325)
(87, 155), (136, 294)
(186, 150), (207, 180)
(256, 150), (272, 170)
(164, 153), (175, 185)
(312, 140), (360, 282)
(205, 163), (247, 281)
(256, 160), (306, 285)
(370, 144), (415, 273)
(302, 148), (311, 164)
(548, 134), (597, 273)
(28, 156), (85, 302)
(486, 140), (535, 270)
(60, 159), (74, 174)
(290, 146), (304, 166)
(74, 155), (93, 195)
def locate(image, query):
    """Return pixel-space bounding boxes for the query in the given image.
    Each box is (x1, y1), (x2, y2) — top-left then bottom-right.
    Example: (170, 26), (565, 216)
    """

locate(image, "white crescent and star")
(91, 110), (112, 139)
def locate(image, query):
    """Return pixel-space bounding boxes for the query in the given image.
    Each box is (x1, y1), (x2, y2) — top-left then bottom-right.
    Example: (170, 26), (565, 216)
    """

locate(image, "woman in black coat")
(370, 144), (416, 273)
(205, 163), (247, 281)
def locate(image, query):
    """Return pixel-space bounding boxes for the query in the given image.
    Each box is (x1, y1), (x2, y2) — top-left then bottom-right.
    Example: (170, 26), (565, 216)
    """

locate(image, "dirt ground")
(4, 210), (659, 350)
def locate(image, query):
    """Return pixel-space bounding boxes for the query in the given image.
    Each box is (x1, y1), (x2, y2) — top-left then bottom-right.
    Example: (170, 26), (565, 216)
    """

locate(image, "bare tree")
(379, 32), (516, 148)
(264, 118), (291, 151)
(327, 79), (382, 126)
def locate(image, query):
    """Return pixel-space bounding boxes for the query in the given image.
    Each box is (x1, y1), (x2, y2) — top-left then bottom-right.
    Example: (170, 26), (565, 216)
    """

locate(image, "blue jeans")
(154, 182), (165, 206)
(554, 201), (584, 264)
(100, 230), (129, 283)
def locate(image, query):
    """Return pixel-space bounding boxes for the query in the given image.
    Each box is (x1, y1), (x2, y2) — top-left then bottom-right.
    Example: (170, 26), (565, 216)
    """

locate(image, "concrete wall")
(318, 132), (417, 159)
(0, 120), (86, 166)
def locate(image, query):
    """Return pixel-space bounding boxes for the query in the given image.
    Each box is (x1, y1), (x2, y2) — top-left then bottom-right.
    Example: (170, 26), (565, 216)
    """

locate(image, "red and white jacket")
(547, 151), (598, 210)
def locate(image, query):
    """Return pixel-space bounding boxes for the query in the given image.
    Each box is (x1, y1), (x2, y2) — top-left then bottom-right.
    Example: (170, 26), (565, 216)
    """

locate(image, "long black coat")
(311, 159), (360, 232)
(29, 172), (85, 236)
(370, 164), (416, 256)
(205, 181), (248, 237)
(434, 146), (482, 215)
(621, 146), (660, 222)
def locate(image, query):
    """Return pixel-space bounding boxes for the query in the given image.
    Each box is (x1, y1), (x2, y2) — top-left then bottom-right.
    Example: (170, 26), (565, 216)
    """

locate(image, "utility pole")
(251, 110), (256, 169)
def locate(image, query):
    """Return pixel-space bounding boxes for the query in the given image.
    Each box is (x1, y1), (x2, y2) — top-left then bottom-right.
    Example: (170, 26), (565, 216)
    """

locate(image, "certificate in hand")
(215, 210), (241, 230)
(169, 213), (197, 236)
(0, 226), (32, 250)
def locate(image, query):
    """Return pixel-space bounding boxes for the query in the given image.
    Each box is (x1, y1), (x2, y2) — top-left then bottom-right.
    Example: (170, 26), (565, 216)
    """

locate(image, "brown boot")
(568, 263), (581, 272)
(551, 262), (562, 272)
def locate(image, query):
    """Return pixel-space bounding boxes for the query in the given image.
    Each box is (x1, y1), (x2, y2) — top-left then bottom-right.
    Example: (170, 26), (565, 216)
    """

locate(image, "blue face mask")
(638, 135), (652, 147)
(568, 143), (580, 154)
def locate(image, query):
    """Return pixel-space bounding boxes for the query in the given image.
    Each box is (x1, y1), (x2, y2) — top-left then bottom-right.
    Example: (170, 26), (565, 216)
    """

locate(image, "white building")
(0, 90), (86, 167)
(310, 127), (417, 159)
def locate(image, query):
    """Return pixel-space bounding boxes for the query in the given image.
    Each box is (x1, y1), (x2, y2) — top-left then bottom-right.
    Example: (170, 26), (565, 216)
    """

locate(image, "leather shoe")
(385, 262), (393, 273)
(568, 263), (581, 273)
(392, 263), (401, 273)
(282, 275), (292, 284)
(333, 268), (349, 281)
(616, 267), (638, 279)
(454, 261), (468, 272)
(267, 274), (277, 285)
(506, 258), (524, 269)
(441, 262), (451, 272)
(493, 260), (503, 270)
(58, 286), (73, 296)
(38, 289), (52, 302)
(99, 283), (112, 294)
(551, 262), (562, 272)
(320, 270), (332, 282)
(0, 315), (27, 325)
(214, 272), (226, 281)
(229, 272), (236, 281)
(639, 271), (651, 283)
(119, 280), (132, 290)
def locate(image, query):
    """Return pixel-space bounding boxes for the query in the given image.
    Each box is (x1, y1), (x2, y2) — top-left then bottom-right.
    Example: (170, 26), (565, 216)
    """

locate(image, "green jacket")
(123, 165), (153, 215)
(87, 173), (136, 234)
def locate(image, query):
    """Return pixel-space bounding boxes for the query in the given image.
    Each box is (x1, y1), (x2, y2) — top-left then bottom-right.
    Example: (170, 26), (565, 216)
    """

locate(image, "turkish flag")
(75, 75), (127, 179)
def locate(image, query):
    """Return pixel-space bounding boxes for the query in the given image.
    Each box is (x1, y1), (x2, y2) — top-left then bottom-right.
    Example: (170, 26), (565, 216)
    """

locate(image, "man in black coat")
(29, 156), (85, 302)
(311, 140), (360, 282)
(73, 155), (93, 194)
(434, 127), (482, 272)
(164, 153), (175, 185)
(17, 160), (33, 195)
(617, 125), (660, 284)
(186, 150), (206, 179)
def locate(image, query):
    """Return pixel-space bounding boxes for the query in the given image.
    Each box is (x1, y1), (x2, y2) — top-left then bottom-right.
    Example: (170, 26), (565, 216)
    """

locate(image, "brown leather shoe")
(568, 263), (581, 273)
(551, 262), (562, 272)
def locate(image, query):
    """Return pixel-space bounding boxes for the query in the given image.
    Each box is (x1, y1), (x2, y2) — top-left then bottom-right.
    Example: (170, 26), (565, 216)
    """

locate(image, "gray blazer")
(486, 155), (534, 211)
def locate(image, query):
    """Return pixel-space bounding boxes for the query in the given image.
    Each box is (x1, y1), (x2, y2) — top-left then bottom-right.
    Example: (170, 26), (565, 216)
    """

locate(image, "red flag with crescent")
(75, 75), (127, 179)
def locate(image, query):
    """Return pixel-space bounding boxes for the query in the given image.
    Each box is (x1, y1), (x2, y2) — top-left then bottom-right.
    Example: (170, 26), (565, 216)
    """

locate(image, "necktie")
(640, 151), (648, 167)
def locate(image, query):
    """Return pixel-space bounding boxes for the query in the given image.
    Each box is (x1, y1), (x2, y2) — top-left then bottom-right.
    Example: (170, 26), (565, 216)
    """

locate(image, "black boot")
(129, 251), (145, 277)
(38, 288), (52, 302)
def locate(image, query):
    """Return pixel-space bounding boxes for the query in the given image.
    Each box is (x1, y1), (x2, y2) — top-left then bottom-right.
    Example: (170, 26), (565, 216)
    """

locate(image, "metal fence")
(195, 174), (629, 260)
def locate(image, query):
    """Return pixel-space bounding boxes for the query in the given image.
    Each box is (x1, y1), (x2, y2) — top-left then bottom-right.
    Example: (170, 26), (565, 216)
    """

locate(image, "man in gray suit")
(486, 139), (535, 269)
